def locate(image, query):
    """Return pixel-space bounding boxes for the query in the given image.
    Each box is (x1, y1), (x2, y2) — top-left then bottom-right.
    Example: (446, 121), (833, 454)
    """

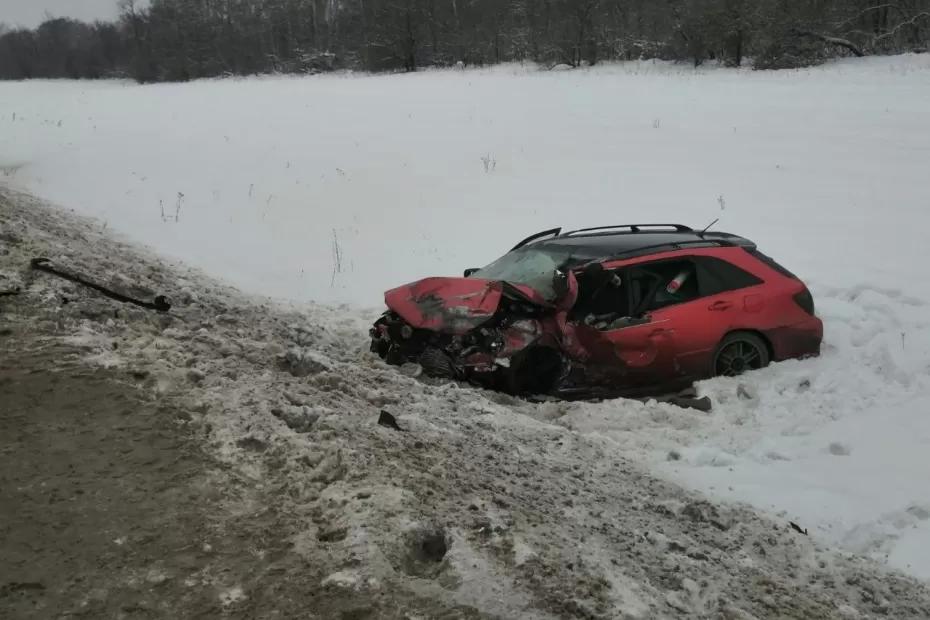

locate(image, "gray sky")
(0, 0), (143, 28)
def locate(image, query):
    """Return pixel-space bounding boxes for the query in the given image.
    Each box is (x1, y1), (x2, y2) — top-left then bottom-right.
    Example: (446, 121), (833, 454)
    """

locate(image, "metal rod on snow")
(30, 257), (171, 312)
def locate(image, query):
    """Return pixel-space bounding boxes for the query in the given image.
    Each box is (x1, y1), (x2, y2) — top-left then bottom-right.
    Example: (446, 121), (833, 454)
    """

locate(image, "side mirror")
(463, 268), (480, 277)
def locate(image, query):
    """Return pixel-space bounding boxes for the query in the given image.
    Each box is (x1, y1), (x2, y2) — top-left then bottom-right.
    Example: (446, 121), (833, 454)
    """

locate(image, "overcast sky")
(0, 0), (145, 28)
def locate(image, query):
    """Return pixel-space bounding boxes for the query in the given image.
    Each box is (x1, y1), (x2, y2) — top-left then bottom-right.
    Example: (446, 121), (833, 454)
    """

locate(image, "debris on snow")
(377, 410), (405, 432)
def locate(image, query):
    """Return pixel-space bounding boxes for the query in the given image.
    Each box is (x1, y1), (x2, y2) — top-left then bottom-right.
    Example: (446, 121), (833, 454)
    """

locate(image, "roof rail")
(602, 239), (731, 261)
(563, 224), (693, 236)
(510, 227), (562, 252)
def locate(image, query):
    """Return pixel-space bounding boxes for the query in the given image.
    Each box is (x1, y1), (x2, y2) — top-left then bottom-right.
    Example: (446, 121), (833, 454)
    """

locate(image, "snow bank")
(4, 54), (930, 580)
(18, 188), (930, 618)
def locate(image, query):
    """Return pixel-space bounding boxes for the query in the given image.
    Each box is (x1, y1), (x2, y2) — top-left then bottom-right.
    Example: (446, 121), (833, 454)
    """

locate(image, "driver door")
(570, 266), (678, 388)
(581, 320), (678, 388)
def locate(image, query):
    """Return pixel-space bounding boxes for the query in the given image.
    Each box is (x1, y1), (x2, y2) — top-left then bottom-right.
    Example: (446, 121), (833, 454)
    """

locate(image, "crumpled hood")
(384, 277), (549, 334)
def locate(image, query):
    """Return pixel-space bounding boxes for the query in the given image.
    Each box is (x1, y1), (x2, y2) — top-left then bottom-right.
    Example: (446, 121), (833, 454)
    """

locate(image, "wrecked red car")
(370, 224), (822, 398)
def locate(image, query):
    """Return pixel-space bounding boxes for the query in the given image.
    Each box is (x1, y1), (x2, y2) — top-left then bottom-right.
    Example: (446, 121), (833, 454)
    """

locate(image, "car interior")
(571, 253), (767, 331)
(572, 259), (702, 330)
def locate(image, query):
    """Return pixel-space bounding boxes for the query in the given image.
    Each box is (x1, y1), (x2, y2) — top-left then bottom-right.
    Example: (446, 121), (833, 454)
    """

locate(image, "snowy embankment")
(6, 187), (930, 619)
(3, 55), (930, 580)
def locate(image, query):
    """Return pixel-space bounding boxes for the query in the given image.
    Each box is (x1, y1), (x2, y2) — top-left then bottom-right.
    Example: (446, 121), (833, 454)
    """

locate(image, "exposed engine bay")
(370, 285), (566, 395)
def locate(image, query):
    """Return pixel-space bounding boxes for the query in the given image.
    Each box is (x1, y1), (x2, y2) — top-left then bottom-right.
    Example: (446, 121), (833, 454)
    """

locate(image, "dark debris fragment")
(378, 410), (405, 432)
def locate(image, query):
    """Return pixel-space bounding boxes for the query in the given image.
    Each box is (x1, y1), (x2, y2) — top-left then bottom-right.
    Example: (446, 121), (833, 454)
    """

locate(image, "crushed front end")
(369, 277), (562, 391)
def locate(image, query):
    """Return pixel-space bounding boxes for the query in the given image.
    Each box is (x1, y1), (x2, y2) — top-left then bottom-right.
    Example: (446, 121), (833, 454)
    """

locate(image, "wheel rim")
(715, 340), (764, 377)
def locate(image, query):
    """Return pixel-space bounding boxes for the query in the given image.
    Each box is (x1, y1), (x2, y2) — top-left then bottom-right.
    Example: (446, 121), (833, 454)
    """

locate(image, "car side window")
(629, 260), (701, 313)
(694, 256), (763, 296)
(571, 264), (629, 321)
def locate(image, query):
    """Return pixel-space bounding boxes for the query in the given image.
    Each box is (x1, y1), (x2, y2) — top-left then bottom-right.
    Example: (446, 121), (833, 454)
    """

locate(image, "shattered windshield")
(470, 246), (578, 301)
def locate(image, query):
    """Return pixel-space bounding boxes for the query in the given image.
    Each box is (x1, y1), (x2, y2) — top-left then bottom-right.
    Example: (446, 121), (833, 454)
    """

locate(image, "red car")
(370, 224), (822, 398)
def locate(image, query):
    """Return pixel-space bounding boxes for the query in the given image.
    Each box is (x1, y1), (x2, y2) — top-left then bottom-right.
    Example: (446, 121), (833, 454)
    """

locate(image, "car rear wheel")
(713, 332), (770, 377)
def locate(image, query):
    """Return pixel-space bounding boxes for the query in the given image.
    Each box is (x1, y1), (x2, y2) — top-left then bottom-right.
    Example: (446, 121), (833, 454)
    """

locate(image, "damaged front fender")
(384, 275), (563, 335)
(384, 277), (504, 335)
(375, 271), (590, 395)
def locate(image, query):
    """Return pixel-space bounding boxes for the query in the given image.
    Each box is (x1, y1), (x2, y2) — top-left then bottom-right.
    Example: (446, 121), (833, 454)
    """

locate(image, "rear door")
(568, 253), (766, 387)
(628, 255), (764, 379)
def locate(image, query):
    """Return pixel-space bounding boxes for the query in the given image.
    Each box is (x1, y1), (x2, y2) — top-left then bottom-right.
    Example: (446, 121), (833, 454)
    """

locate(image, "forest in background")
(1, 0), (928, 81)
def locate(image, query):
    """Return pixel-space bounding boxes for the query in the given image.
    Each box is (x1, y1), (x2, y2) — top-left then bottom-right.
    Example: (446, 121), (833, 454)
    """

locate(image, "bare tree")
(0, 0), (927, 81)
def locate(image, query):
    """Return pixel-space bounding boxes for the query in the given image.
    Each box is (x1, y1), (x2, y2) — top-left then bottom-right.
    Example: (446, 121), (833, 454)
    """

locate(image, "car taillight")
(793, 289), (815, 315)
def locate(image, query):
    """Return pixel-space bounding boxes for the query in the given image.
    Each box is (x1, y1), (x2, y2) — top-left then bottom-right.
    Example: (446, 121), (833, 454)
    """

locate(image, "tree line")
(1, 0), (928, 81)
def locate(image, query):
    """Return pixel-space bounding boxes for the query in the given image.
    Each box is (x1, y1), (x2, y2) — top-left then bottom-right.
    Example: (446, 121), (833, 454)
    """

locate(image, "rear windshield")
(747, 249), (798, 279)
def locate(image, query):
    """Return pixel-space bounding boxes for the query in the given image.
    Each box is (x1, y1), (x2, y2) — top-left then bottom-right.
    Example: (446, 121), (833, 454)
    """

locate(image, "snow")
(560, 280), (930, 575)
(218, 585), (246, 606)
(320, 570), (361, 589)
(4, 56), (930, 308)
(7, 187), (930, 617)
(4, 54), (930, 582)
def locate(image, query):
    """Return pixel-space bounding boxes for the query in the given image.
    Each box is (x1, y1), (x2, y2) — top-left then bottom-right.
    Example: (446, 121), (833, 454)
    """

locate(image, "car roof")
(516, 224), (756, 263)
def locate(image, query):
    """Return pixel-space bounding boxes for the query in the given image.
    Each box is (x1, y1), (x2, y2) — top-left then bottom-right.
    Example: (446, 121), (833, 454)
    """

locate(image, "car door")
(570, 265), (679, 388)
(646, 292), (735, 379)
(632, 255), (765, 380)
(572, 319), (678, 388)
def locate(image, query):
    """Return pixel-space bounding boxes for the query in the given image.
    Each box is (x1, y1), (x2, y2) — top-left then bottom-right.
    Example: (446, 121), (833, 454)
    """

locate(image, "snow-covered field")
(3, 55), (930, 580)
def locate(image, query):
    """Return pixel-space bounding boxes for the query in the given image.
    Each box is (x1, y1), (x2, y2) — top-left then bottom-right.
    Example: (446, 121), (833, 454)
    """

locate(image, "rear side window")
(747, 249), (798, 280)
(695, 256), (763, 296)
(628, 259), (702, 313)
(627, 256), (763, 314)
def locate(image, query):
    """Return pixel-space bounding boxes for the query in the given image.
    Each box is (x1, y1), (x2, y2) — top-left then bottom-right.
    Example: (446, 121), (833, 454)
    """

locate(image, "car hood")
(384, 277), (553, 334)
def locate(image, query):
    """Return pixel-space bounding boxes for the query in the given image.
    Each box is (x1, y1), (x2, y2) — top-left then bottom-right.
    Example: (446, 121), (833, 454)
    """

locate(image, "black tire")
(506, 347), (563, 395)
(419, 347), (457, 379)
(713, 332), (770, 377)
(384, 346), (406, 366)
